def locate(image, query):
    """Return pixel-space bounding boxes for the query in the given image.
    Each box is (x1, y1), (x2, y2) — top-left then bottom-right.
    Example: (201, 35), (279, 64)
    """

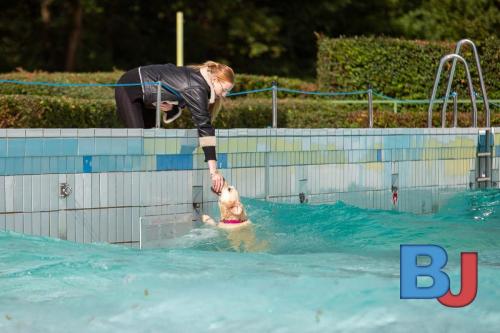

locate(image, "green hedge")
(0, 71), (314, 100)
(2, 94), (498, 129)
(317, 36), (500, 100)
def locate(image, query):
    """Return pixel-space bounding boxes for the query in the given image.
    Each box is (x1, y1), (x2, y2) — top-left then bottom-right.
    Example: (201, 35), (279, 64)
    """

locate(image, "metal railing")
(428, 39), (491, 128)
(442, 39), (490, 127)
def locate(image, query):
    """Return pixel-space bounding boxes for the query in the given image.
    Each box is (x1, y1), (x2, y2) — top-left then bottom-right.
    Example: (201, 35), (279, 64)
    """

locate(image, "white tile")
(14, 213), (23, 233)
(83, 173), (92, 209)
(111, 129), (128, 137)
(6, 129), (26, 137)
(91, 173), (100, 208)
(91, 210), (100, 242)
(57, 210), (68, 239)
(75, 210), (84, 243)
(5, 176), (14, 212)
(43, 129), (61, 137)
(49, 174), (59, 211)
(60, 129), (78, 137)
(82, 210), (92, 243)
(94, 128), (112, 137)
(127, 128), (143, 137)
(41, 212), (50, 236)
(100, 210), (108, 242)
(108, 173), (117, 206)
(25, 129), (44, 137)
(66, 210), (75, 242)
(49, 211), (58, 238)
(22, 176), (32, 212)
(77, 129), (95, 137)
(0, 177), (5, 213)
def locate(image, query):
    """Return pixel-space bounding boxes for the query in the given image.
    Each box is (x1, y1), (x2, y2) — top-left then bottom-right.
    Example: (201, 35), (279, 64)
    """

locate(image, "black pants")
(115, 68), (156, 128)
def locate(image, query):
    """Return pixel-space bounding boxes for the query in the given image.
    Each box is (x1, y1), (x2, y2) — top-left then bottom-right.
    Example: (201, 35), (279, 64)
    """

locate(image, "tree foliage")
(0, 0), (498, 78)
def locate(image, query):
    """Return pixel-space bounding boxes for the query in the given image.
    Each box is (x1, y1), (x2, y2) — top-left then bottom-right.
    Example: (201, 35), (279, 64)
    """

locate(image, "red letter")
(438, 252), (478, 307)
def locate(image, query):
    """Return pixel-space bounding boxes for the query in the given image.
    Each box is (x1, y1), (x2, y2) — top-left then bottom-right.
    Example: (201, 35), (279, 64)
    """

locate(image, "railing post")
(452, 92), (458, 128)
(156, 82), (162, 128)
(272, 81), (278, 128)
(368, 85), (373, 128)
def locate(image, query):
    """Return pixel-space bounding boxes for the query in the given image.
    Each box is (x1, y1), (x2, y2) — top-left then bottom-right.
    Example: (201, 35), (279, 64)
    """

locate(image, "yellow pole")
(176, 11), (183, 66)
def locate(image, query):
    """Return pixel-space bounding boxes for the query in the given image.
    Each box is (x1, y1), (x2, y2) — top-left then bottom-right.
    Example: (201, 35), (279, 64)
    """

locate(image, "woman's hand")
(160, 102), (174, 112)
(211, 171), (224, 194)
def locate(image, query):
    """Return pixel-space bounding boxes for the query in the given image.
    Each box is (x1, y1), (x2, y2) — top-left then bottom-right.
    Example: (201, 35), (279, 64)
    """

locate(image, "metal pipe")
(441, 39), (490, 127)
(176, 12), (184, 66)
(452, 92), (458, 128)
(156, 82), (162, 128)
(368, 87), (373, 128)
(272, 81), (278, 128)
(427, 54), (478, 128)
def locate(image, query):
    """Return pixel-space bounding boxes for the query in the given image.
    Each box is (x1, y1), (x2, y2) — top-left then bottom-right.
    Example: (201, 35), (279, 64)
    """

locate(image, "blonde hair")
(188, 61), (235, 123)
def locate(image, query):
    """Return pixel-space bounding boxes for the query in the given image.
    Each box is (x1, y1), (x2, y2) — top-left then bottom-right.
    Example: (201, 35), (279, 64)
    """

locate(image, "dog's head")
(218, 183), (247, 221)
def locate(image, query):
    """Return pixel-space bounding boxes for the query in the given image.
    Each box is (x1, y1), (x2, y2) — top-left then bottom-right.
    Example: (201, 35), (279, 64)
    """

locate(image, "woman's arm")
(182, 88), (224, 193)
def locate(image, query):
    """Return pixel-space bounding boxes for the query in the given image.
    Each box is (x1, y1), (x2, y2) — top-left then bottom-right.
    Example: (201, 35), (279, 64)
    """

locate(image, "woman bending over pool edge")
(115, 61), (235, 193)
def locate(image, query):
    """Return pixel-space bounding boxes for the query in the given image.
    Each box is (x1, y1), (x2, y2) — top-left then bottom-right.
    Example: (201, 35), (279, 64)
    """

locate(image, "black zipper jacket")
(139, 64), (216, 162)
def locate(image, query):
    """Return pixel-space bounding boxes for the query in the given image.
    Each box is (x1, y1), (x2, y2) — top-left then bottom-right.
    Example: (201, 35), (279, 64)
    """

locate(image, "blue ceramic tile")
(217, 153), (228, 169)
(95, 138), (112, 155)
(0, 139), (8, 157)
(15, 158), (24, 175)
(44, 138), (63, 156)
(124, 156), (133, 171)
(127, 138), (143, 155)
(97, 156), (107, 172)
(112, 138), (127, 155)
(49, 157), (59, 173)
(0, 158), (5, 174)
(132, 156), (142, 171)
(496, 146), (500, 157)
(108, 156), (117, 171)
(156, 154), (193, 171)
(41, 157), (50, 173)
(83, 156), (92, 173)
(377, 149), (382, 162)
(5, 158), (16, 175)
(62, 139), (78, 156)
(92, 156), (101, 172)
(25, 138), (43, 156)
(67, 157), (76, 173)
(31, 157), (41, 174)
(116, 156), (125, 171)
(78, 138), (95, 155)
(57, 157), (67, 173)
(23, 157), (32, 174)
(7, 138), (25, 157)
(180, 144), (197, 154)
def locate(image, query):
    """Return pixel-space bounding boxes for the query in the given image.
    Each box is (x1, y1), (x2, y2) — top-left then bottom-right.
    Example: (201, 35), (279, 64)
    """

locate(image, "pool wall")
(1, 127), (499, 244)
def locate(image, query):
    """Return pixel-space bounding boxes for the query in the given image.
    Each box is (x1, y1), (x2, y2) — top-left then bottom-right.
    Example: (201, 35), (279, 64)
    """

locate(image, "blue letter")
(400, 245), (450, 299)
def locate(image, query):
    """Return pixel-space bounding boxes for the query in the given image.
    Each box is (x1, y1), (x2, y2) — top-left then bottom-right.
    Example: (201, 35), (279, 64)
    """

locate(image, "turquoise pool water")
(1, 190), (499, 332)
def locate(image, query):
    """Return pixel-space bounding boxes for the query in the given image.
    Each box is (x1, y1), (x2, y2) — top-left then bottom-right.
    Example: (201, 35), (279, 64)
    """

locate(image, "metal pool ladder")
(427, 39), (490, 128)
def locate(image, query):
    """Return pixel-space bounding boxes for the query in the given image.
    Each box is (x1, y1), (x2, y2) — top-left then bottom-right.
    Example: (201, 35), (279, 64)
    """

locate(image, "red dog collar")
(222, 219), (245, 224)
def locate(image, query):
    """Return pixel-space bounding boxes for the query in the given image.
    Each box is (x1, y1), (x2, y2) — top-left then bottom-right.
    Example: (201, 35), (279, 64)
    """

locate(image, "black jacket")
(139, 64), (216, 162)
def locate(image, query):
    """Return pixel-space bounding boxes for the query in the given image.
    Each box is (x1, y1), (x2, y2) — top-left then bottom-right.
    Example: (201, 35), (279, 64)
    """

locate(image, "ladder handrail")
(427, 54), (478, 128)
(441, 39), (490, 127)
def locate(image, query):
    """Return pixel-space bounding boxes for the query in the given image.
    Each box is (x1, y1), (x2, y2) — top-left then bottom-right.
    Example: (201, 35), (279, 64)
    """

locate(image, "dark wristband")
(202, 146), (217, 162)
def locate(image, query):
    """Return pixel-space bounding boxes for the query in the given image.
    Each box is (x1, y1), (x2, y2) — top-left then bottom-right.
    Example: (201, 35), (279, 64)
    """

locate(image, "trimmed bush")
(317, 36), (500, 100)
(2, 94), (496, 129)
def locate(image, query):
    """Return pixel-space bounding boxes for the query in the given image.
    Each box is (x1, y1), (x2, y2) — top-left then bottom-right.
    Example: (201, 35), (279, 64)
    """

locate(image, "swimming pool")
(1, 189), (499, 332)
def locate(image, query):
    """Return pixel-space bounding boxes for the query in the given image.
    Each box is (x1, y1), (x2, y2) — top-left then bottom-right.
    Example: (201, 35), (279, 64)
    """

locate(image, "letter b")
(400, 245), (450, 299)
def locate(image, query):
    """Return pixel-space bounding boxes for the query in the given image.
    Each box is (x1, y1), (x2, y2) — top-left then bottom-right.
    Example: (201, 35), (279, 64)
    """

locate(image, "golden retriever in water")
(201, 182), (268, 252)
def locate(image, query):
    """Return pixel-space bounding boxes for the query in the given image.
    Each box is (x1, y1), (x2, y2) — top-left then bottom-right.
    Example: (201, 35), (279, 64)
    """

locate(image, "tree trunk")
(40, 0), (53, 68)
(65, 0), (83, 72)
